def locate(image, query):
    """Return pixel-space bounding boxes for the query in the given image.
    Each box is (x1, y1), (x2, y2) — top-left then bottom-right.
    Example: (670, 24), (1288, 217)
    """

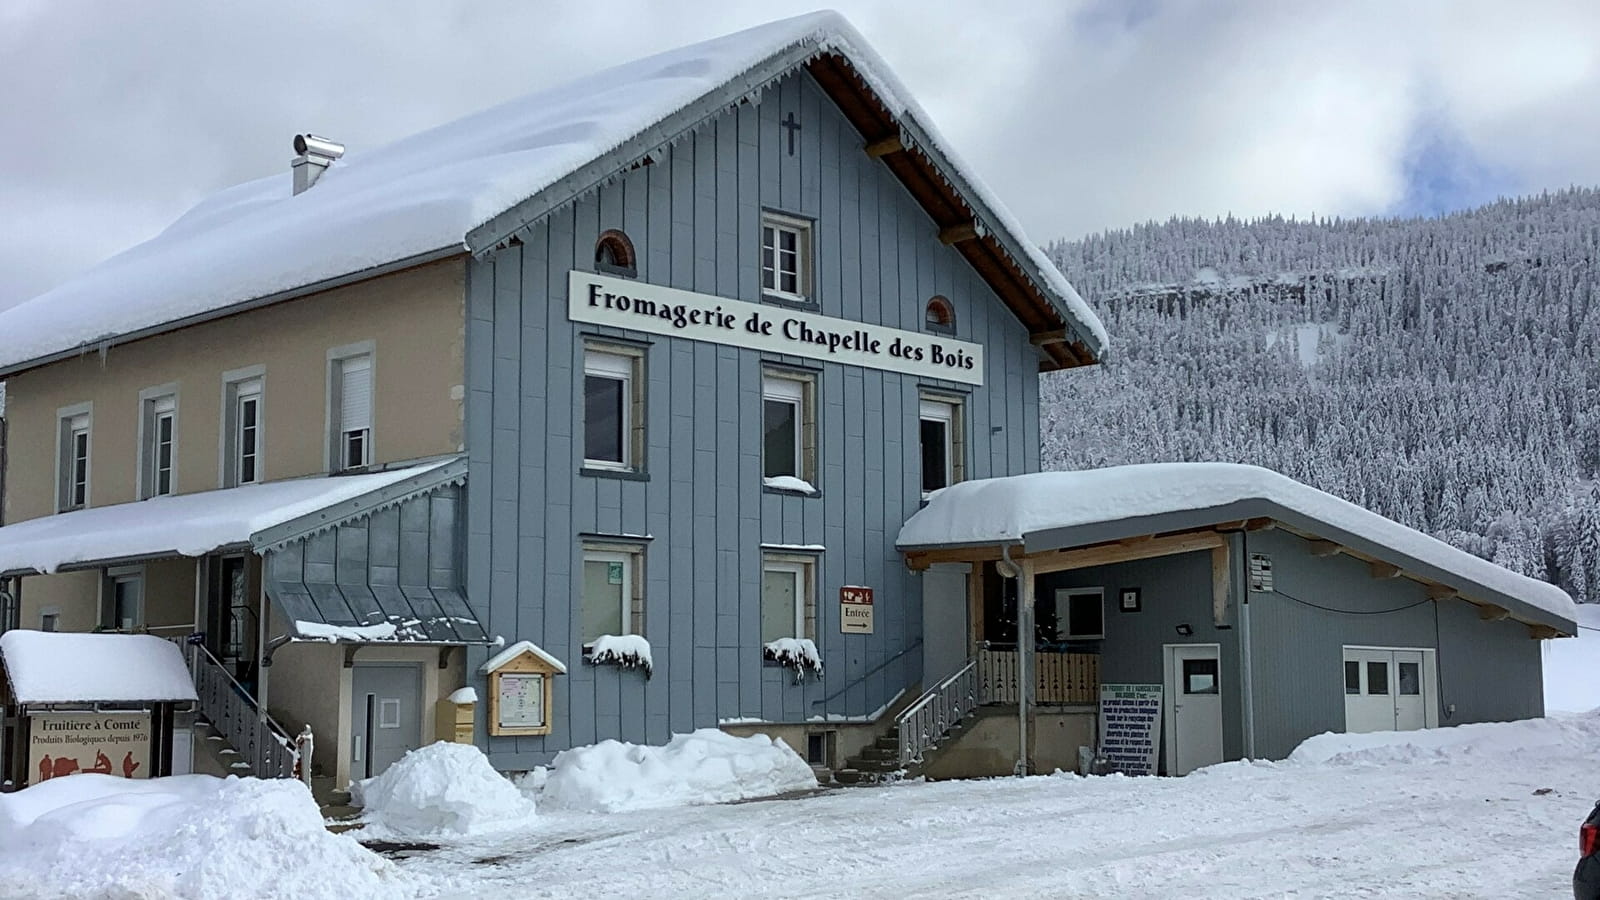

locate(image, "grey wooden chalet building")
(457, 15), (1106, 770)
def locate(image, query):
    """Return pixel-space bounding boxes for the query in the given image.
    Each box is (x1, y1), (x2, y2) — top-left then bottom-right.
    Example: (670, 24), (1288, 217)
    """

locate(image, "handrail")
(813, 639), (923, 707)
(894, 656), (979, 768)
(169, 636), (303, 778)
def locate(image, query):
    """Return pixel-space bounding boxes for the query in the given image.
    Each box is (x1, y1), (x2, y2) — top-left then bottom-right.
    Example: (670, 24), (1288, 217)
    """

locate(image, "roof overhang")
(901, 499), (1577, 638)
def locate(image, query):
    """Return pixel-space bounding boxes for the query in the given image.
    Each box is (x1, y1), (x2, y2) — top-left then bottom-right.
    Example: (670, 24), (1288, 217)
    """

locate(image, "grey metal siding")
(1244, 527), (1546, 760)
(465, 70), (1043, 768)
(1039, 547), (1246, 770)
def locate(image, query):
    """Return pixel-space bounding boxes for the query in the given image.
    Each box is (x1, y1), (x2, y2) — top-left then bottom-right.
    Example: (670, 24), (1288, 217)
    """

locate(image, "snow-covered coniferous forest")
(1042, 188), (1600, 604)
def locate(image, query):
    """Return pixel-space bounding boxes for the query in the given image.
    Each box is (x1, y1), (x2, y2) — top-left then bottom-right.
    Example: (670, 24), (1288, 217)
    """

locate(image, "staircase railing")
(894, 657), (978, 768)
(171, 637), (304, 779)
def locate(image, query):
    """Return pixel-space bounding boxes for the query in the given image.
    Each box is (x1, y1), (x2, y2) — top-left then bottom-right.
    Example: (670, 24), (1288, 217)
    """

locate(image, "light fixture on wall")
(1175, 624), (1193, 637)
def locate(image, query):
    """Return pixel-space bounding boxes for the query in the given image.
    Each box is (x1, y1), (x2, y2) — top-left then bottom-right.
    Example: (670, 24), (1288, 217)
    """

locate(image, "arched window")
(595, 229), (637, 278)
(925, 295), (955, 333)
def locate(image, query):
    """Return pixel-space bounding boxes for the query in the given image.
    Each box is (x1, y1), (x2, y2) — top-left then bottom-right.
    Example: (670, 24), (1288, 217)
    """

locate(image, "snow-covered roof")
(0, 459), (456, 577)
(480, 640), (567, 675)
(0, 630), (198, 704)
(898, 463), (1577, 632)
(0, 11), (1104, 376)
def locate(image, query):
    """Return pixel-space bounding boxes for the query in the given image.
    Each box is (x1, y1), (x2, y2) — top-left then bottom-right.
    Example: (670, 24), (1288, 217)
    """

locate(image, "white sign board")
(1098, 683), (1162, 776)
(569, 271), (985, 385)
(496, 672), (546, 730)
(840, 586), (874, 634)
(28, 712), (152, 784)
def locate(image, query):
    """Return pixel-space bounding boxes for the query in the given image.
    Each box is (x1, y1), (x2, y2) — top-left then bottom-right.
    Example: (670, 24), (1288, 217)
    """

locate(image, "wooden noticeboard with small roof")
(479, 641), (566, 737)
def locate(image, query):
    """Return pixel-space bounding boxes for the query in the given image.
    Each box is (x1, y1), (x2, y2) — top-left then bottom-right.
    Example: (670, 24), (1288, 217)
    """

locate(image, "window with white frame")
(583, 345), (643, 471)
(761, 212), (812, 303)
(140, 392), (177, 498)
(762, 371), (815, 486)
(57, 407), (91, 511)
(222, 374), (263, 487)
(330, 352), (373, 471)
(1053, 587), (1105, 641)
(103, 567), (144, 631)
(761, 555), (815, 643)
(580, 545), (644, 643)
(919, 395), (964, 496)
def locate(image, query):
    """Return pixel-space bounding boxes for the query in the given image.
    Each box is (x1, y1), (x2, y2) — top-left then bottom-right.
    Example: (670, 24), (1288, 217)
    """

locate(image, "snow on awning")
(0, 631), (198, 704)
(0, 459), (459, 578)
(898, 463), (1577, 634)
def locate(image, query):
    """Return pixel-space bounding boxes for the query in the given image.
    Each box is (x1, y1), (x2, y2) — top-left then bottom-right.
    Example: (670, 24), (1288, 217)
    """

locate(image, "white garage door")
(1343, 646), (1438, 734)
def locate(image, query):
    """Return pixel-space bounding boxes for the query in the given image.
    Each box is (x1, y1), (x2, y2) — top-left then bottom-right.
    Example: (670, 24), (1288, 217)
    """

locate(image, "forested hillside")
(1041, 188), (1600, 603)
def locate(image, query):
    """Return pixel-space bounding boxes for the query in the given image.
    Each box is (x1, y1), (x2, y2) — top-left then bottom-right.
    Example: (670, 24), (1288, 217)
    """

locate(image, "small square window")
(1367, 661), (1389, 696)
(102, 568), (144, 632)
(918, 396), (963, 496)
(580, 545), (645, 644)
(583, 346), (643, 472)
(1183, 658), (1219, 695)
(1054, 588), (1105, 640)
(761, 212), (812, 304)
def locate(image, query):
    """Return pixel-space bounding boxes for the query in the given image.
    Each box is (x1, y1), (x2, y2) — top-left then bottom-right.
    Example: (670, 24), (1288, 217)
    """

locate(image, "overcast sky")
(4, 0), (1599, 310)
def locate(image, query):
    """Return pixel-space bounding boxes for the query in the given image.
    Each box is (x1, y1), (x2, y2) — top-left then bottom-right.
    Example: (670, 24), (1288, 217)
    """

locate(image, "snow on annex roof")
(898, 463), (1578, 633)
(0, 459), (456, 577)
(0, 11), (1106, 376)
(0, 630), (198, 704)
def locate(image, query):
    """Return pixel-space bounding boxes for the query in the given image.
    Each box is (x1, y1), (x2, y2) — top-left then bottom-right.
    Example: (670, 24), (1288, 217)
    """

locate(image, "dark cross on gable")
(782, 112), (801, 156)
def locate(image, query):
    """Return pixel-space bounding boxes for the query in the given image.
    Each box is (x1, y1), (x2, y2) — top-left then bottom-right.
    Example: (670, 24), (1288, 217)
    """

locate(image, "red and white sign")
(840, 586), (874, 634)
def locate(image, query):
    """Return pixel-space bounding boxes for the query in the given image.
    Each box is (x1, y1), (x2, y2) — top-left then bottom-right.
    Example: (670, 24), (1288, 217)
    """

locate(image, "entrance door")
(1164, 644), (1224, 776)
(350, 664), (422, 780)
(1343, 647), (1434, 733)
(922, 564), (970, 685)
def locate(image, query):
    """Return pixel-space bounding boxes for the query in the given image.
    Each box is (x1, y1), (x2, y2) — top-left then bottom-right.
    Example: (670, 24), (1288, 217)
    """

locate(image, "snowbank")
(1544, 603), (1600, 713)
(0, 630), (198, 704)
(1288, 713), (1600, 766)
(542, 729), (817, 812)
(763, 475), (817, 495)
(0, 774), (406, 899)
(354, 742), (534, 837)
(899, 463), (1576, 628)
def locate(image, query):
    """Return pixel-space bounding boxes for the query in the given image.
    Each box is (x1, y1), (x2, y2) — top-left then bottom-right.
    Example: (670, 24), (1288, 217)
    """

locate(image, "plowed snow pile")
(0, 774), (407, 900)
(542, 729), (817, 812)
(355, 741), (535, 836)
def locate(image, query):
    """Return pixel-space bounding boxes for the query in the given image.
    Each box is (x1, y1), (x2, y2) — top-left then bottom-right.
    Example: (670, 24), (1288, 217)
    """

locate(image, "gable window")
(57, 406), (91, 512)
(224, 374), (263, 487)
(761, 211), (812, 303)
(329, 349), (373, 472)
(761, 555), (816, 643)
(594, 229), (637, 278)
(102, 567), (144, 631)
(583, 344), (643, 472)
(762, 370), (816, 490)
(919, 395), (964, 496)
(925, 296), (956, 334)
(580, 544), (645, 643)
(139, 391), (177, 499)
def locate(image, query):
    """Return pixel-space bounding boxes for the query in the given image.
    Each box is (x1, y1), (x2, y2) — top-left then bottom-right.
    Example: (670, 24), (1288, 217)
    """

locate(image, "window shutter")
(340, 356), (372, 431)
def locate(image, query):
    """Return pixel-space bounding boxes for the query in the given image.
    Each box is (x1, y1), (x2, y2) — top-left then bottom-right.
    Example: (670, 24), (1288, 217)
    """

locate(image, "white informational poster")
(1098, 683), (1162, 776)
(496, 673), (546, 730)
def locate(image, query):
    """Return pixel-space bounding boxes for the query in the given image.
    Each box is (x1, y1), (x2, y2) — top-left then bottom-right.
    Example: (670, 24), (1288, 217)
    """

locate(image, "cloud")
(3, 0), (1599, 309)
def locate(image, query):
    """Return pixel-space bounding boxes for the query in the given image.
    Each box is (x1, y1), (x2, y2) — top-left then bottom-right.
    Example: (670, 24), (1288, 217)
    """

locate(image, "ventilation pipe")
(291, 134), (344, 194)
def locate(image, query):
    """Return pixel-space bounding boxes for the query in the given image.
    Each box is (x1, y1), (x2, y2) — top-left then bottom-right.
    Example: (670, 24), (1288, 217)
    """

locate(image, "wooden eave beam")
(1477, 603), (1510, 622)
(1425, 584), (1457, 601)
(1369, 560), (1403, 580)
(864, 134), (904, 157)
(939, 222), (980, 245)
(1244, 517), (1276, 531)
(1307, 540), (1342, 557)
(1030, 329), (1068, 347)
(1528, 623), (1563, 640)
(1027, 531), (1226, 577)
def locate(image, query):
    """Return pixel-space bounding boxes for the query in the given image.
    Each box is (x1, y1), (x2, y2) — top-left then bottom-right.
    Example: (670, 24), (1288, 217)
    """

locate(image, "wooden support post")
(1211, 543), (1231, 627)
(1016, 558), (1036, 777)
(1478, 603), (1510, 622)
(968, 562), (985, 653)
(864, 134), (904, 157)
(1307, 540), (1342, 557)
(1368, 560), (1403, 579)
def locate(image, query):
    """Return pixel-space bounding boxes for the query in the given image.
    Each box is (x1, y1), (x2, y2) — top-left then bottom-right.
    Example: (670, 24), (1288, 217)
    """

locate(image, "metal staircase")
(835, 657), (979, 784)
(172, 638), (308, 780)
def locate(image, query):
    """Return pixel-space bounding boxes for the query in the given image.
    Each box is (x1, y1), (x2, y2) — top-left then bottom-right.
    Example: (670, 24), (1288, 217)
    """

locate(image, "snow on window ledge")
(584, 634), (653, 677)
(763, 637), (823, 682)
(763, 475), (817, 495)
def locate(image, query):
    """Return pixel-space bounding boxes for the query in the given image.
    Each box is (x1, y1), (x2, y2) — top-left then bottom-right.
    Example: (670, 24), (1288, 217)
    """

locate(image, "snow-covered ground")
(395, 714), (1600, 898)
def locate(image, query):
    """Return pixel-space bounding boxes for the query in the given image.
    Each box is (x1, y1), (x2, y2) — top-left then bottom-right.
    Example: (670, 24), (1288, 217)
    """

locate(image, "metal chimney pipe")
(291, 134), (345, 195)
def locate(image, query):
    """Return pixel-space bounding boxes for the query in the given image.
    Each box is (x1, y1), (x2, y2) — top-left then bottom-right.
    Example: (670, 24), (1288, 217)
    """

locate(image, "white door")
(1164, 644), (1224, 776)
(922, 564), (970, 685)
(1344, 647), (1434, 733)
